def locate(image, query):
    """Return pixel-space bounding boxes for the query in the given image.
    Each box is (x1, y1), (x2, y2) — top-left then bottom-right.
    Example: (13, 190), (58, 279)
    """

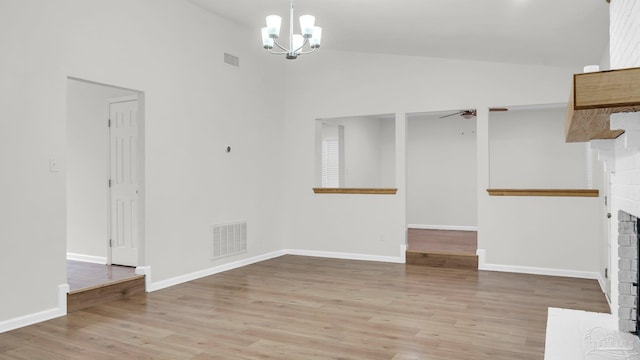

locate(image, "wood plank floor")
(1, 255), (608, 359)
(67, 260), (137, 291)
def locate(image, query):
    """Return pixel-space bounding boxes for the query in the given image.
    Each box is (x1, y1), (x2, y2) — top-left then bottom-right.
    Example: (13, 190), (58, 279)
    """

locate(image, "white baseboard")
(407, 224), (478, 231)
(596, 272), (613, 313)
(148, 250), (286, 292)
(476, 249), (486, 266)
(67, 253), (107, 264)
(476, 248), (600, 280)
(596, 273), (606, 295)
(135, 266), (151, 292)
(0, 284), (68, 334)
(285, 248), (405, 264)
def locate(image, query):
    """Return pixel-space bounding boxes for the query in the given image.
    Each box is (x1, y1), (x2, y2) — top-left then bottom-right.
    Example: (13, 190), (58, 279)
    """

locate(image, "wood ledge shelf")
(566, 67), (640, 142)
(487, 189), (599, 197)
(313, 188), (397, 195)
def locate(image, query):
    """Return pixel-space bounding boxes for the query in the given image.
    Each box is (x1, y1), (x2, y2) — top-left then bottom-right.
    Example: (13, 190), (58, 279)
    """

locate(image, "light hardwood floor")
(1, 255), (608, 359)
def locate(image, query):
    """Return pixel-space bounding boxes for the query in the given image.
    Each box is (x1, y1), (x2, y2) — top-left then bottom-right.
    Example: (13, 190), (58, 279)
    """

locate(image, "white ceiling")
(188, 0), (610, 67)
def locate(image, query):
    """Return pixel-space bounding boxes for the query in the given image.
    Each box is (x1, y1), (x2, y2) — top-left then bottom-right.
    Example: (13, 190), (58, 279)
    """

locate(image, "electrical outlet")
(49, 158), (59, 172)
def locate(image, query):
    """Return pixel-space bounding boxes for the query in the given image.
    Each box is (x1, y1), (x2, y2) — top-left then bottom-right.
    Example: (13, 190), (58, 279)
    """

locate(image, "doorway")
(66, 78), (145, 281)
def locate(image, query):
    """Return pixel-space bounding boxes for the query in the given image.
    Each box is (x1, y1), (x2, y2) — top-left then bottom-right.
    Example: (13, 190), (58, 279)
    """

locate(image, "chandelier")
(260, 0), (322, 60)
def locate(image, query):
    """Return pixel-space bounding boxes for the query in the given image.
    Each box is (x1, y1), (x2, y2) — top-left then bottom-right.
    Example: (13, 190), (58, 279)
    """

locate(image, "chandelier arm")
(298, 46), (319, 55)
(291, 37), (309, 54)
(267, 48), (288, 55)
(272, 38), (290, 52)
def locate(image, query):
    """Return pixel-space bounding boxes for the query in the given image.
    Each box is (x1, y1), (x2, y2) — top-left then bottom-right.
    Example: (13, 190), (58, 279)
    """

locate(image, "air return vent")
(212, 221), (247, 259)
(224, 53), (240, 67)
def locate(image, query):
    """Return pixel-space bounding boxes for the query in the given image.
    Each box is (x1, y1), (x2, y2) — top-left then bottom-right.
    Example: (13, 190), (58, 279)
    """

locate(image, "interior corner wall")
(406, 113), (477, 227)
(0, 0), (286, 326)
(280, 50), (600, 271)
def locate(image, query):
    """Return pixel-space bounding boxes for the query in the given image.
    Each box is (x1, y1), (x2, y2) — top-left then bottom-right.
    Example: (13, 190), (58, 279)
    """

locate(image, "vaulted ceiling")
(188, 0), (610, 67)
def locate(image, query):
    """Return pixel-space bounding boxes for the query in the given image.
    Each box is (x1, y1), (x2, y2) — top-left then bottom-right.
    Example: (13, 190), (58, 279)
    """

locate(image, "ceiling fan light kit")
(261, 0), (322, 59)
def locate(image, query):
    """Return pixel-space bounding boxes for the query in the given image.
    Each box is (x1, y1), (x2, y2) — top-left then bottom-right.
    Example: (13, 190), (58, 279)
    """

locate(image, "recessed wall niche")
(314, 114), (395, 189)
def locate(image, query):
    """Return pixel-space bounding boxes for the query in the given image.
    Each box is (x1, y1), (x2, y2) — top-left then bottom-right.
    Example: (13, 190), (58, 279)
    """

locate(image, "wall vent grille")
(224, 53), (240, 67)
(212, 221), (247, 259)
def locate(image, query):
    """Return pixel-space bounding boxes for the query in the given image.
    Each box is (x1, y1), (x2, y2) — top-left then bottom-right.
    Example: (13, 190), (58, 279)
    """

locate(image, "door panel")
(109, 100), (139, 266)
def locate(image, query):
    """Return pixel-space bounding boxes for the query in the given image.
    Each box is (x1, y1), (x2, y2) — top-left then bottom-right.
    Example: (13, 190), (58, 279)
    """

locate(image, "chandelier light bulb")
(261, 27), (274, 49)
(310, 26), (322, 48)
(299, 15), (315, 38)
(265, 15), (282, 38)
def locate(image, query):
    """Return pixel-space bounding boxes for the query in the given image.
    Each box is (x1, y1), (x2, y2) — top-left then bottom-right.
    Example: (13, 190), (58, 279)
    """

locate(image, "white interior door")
(109, 99), (139, 267)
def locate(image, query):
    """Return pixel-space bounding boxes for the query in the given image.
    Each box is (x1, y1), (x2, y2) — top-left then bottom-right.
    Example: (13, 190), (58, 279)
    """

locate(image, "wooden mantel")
(565, 67), (640, 143)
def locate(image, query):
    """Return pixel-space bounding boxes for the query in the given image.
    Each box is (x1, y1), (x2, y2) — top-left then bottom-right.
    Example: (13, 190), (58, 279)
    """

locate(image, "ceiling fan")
(439, 107), (509, 119)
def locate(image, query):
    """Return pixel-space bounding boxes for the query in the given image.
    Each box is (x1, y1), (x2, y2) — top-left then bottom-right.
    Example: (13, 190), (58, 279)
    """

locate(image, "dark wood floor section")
(407, 229), (479, 269)
(2, 255), (608, 359)
(67, 260), (144, 313)
(407, 229), (477, 255)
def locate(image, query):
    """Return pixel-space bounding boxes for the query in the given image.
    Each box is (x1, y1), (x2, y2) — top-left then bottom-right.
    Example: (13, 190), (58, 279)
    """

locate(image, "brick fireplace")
(618, 210), (640, 334)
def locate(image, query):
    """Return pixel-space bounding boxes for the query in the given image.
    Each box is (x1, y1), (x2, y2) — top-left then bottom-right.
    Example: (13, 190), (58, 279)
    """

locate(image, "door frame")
(605, 171), (613, 301)
(106, 94), (145, 267)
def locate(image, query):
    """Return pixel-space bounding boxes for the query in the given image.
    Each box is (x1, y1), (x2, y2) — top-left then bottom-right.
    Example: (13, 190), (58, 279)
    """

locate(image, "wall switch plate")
(49, 158), (60, 172)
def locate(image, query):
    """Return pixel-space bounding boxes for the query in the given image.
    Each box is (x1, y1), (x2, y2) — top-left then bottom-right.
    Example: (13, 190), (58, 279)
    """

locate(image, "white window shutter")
(322, 138), (339, 188)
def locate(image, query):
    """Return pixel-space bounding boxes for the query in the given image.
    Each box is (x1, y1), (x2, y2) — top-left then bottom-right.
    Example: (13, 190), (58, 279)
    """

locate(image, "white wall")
(481, 104), (600, 271)
(281, 50), (601, 272)
(489, 106), (588, 188)
(406, 113), (477, 227)
(482, 196), (601, 270)
(66, 79), (136, 261)
(0, 0), (285, 326)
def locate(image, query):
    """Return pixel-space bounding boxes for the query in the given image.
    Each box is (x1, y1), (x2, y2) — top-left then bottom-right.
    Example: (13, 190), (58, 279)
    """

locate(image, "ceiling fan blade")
(439, 112), (462, 119)
(489, 107), (508, 112)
